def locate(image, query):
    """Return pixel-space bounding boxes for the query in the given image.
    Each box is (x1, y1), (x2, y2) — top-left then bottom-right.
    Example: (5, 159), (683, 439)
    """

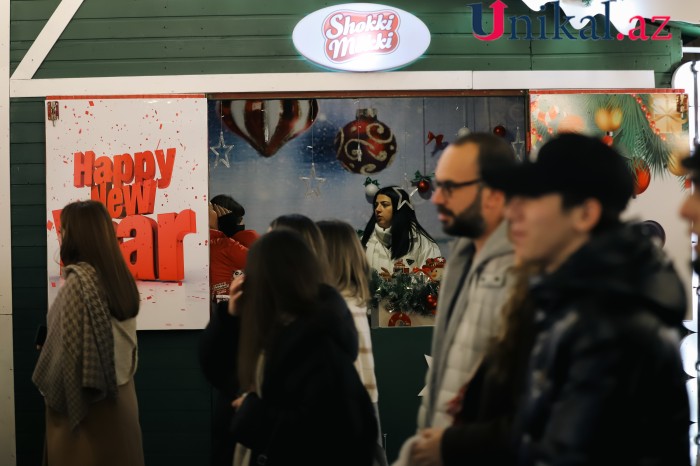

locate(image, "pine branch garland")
(369, 268), (440, 316)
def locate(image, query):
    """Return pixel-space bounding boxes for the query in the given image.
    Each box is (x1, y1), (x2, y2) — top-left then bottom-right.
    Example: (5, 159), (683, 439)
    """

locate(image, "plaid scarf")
(32, 262), (117, 430)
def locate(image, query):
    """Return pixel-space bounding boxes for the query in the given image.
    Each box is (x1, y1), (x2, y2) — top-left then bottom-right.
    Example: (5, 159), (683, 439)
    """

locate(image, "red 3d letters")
(54, 148), (196, 281)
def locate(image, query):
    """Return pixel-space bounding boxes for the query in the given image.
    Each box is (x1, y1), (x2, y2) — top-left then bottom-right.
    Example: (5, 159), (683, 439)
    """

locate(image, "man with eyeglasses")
(404, 133), (518, 466)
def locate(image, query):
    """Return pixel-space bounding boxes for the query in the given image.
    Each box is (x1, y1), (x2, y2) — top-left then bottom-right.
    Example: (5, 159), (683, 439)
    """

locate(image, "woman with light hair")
(318, 219), (388, 466)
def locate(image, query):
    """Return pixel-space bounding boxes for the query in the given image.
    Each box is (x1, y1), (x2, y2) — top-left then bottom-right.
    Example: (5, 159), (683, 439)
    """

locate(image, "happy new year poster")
(45, 95), (209, 330)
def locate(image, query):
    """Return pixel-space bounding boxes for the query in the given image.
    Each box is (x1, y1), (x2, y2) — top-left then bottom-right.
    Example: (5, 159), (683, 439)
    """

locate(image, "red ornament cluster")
(417, 179), (430, 193)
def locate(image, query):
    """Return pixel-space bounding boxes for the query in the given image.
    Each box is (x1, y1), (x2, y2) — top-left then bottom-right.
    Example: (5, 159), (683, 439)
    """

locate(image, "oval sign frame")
(293, 3), (431, 72)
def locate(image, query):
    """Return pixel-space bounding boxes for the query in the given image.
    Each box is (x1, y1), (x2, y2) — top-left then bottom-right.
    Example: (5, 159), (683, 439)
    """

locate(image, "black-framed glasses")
(434, 178), (482, 197)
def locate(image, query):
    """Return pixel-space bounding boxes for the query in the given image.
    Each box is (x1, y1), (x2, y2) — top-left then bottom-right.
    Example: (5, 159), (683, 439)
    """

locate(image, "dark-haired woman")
(33, 200), (144, 466)
(361, 186), (441, 273)
(201, 230), (377, 466)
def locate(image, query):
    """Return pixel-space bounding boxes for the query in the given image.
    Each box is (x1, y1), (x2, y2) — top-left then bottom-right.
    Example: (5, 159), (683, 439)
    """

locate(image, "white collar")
(374, 224), (392, 247)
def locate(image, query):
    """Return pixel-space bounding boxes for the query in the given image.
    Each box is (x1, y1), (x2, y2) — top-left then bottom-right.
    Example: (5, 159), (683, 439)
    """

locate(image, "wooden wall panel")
(8, 1), (684, 465)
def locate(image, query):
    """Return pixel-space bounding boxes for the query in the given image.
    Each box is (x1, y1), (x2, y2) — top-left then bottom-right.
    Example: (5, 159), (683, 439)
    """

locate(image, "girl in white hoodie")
(361, 186), (440, 275)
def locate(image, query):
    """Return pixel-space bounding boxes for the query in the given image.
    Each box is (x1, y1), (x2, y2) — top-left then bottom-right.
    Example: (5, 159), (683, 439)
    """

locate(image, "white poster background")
(45, 95), (209, 330)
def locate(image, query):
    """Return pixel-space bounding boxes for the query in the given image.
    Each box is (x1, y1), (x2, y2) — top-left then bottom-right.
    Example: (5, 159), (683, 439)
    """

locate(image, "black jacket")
(516, 224), (691, 466)
(229, 285), (376, 466)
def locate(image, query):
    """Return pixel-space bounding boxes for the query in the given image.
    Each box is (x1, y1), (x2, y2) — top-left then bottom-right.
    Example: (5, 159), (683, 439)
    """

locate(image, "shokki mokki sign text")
(293, 3), (430, 72)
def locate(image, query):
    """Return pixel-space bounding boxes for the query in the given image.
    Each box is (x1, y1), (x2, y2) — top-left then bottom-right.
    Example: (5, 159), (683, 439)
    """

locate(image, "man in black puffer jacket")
(483, 133), (691, 466)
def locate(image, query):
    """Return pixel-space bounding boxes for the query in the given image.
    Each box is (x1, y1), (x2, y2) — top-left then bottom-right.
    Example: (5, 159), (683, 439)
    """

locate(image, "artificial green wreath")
(368, 268), (440, 316)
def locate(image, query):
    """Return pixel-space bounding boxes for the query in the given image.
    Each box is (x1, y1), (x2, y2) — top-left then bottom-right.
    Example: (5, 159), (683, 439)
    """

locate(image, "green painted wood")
(11, 288), (48, 310)
(10, 35), (537, 62)
(10, 205), (46, 226)
(9, 100), (44, 122)
(12, 268), (47, 288)
(9, 0), (679, 81)
(530, 37), (674, 54)
(10, 164), (45, 184)
(371, 326), (433, 463)
(18, 57), (316, 78)
(532, 53), (672, 70)
(11, 227), (46, 247)
(10, 184), (46, 205)
(10, 246), (45, 268)
(10, 123), (45, 144)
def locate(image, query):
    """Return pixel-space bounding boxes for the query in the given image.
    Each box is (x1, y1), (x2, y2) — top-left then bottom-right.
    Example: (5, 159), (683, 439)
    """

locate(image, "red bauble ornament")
(633, 160), (651, 195)
(493, 125), (506, 137)
(426, 293), (437, 309)
(335, 109), (397, 174)
(388, 312), (412, 327)
(602, 135), (614, 146)
(220, 99), (318, 157)
(417, 179), (430, 193)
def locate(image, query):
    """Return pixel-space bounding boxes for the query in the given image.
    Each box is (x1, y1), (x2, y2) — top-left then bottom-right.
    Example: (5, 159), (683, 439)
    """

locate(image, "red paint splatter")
(204, 240), (208, 246)
(89, 101), (94, 106)
(85, 111), (89, 115)
(78, 129), (82, 134)
(47, 220), (54, 231)
(159, 124), (163, 129)
(178, 282), (183, 286)
(146, 296), (152, 300)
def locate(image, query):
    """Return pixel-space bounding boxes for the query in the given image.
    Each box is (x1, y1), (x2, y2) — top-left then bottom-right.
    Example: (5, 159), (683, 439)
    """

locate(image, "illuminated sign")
(293, 3), (431, 72)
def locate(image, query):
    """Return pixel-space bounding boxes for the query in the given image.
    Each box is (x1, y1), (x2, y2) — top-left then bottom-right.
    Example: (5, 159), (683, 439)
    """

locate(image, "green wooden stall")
(9, 1), (691, 464)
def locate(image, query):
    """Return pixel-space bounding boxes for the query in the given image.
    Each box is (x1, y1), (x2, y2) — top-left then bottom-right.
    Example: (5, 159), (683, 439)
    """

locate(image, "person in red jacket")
(211, 194), (260, 248)
(209, 202), (249, 299)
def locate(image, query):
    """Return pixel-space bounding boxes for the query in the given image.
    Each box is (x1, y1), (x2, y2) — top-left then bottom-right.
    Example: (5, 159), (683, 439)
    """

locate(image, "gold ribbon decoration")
(650, 94), (687, 134)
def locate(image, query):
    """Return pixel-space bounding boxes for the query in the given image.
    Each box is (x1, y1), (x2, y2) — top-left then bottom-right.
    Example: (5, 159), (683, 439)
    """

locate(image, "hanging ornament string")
(692, 61), (698, 147)
(511, 126), (525, 160)
(457, 97), (471, 138)
(410, 98), (434, 200)
(356, 99), (362, 168)
(300, 122), (325, 197)
(403, 120), (411, 192)
(423, 98), (427, 176)
(210, 102), (233, 170)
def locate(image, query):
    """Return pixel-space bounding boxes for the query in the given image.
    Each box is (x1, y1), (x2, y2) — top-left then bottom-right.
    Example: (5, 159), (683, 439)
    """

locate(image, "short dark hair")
(211, 194), (245, 222)
(451, 132), (517, 177)
(211, 194), (245, 237)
